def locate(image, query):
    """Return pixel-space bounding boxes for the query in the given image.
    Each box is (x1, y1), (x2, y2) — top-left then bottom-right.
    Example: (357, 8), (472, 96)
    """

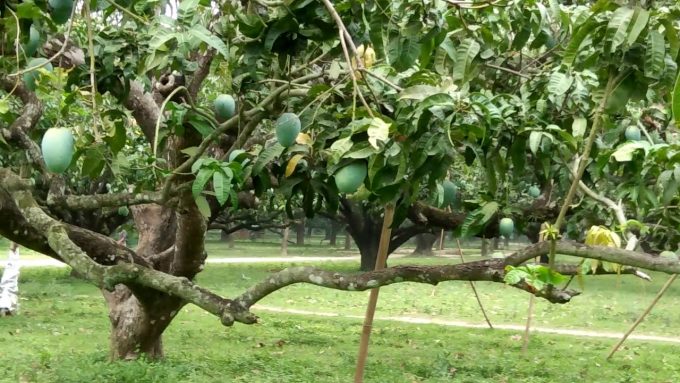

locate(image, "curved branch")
(187, 49), (216, 99)
(234, 261), (579, 308)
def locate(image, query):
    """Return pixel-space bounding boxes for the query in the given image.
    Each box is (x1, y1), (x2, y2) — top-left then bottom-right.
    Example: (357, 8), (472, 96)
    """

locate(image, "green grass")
(0, 260), (679, 382)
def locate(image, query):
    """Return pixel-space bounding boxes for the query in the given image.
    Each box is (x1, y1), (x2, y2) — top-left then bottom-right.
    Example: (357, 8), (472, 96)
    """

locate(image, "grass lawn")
(0, 256), (679, 382)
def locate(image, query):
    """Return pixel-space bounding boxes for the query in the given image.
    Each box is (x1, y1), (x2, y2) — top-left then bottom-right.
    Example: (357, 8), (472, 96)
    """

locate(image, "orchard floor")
(0, 249), (679, 382)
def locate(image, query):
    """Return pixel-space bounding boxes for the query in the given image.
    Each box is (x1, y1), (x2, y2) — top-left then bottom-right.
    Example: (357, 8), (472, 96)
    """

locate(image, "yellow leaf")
(585, 226), (620, 248)
(352, 44), (375, 79)
(285, 154), (304, 177)
(364, 46), (376, 69)
(296, 133), (312, 145)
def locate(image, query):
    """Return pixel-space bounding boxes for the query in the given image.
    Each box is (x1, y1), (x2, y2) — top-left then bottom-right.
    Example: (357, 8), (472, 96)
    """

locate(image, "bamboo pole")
(607, 274), (677, 360)
(353, 204), (395, 383)
(456, 239), (493, 329)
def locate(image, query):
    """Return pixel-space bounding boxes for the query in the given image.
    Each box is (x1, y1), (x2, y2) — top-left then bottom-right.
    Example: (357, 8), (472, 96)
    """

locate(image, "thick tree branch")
(46, 190), (166, 209)
(0, 77), (45, 169)
(187, 49), (216, 99)
(124, 81), (161, 143)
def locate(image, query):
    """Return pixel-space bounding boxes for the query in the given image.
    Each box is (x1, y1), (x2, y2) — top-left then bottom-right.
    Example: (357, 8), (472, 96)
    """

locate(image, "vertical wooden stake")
(607, 274), (677, 360)
(521, 295), (535, 354)
(438, 229), (445, 250)
(456, 239), (493, 329)
(354, 204), (395, 383)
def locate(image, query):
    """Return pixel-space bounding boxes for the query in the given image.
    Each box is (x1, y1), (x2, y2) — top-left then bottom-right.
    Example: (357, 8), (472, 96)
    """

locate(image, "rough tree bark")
(103, 205), (178, 360)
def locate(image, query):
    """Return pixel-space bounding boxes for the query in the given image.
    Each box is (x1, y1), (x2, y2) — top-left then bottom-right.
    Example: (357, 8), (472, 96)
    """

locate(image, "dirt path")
(252, 305), (680, 345)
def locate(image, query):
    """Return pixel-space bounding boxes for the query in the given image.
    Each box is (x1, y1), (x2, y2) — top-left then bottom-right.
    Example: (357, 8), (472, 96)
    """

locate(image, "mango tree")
(1, 0), (679, 364)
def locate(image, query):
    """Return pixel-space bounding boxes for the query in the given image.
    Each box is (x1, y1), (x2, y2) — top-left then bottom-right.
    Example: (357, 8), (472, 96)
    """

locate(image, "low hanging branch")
(2, 171), (672, 329)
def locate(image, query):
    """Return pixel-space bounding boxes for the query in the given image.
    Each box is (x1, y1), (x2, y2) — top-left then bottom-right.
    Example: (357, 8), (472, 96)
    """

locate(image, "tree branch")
(0, 77), (45, 170)
(187, 49), (216, 99)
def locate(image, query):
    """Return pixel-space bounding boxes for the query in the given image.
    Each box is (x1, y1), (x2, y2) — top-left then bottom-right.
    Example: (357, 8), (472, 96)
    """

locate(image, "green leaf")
(16, 1), (42, 19)
(213, 170), (231, 206)
(572, 116), (587, 138)
(253, 143), (284, 174)
(195, 195), (211, 219)
(367, 118), (390, 149)
(192, 167), (214, 198)
(388, 37), (421, 71)
(398, 85), (442, 101)
(626, 7), (649, 47)
(607, 7), (634, 53)
(0, 99), (9, 114)
(645, 31), (665, 80)
(563, 20), (604, 67)
(661, 19), (680, 61)
(662, 179), (679, 205)
(453, 39), (480, 82)
(264, 18), (296, 52)
(611, 141), (648, 162)
(187, 24), (229, 58)
(81, 149), (105, 178)
(504, 267), (529, 285)
(529, 131), (542, 155)
(512, 27), (531, 50)
(103, 122), (126, 155)
(548, 72), (573, 96)
(673, 70), (680, 128)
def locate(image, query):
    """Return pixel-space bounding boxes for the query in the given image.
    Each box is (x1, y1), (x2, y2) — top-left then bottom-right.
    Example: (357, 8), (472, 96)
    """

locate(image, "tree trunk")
(412, 233), (437, 256)
(102, 204), (180, 361)
(326, 221), (340, 246)
(104, 287), (181, 361)
(492, 237), (500, 251)
(349, 219), (382, 271)
(344, 230), (351, 250)
(296, 219), (305, 246)
(438, 229), (445, 250)
(481, 238), (490, 257)
(358, 238), (379, 271)
(281, 226), (289, 256)
(220, 228), (235, 248)
(329, 227), (337, 246)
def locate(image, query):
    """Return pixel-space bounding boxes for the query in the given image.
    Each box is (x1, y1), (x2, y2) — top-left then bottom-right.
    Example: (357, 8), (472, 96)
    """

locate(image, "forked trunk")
(103, 204), (181, 361)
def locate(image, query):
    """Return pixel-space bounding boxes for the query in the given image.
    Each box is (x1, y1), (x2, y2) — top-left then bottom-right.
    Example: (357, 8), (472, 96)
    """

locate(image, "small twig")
(360, 69), (403, 92)
(485, 63), (531, 79)
(607, 274), (678, 360)
(320, 0), (374, 117)
(83, 0), (101, 141)
(457, 239), (493, 329)
(444, 0), (505, 9)
(337, 30), (374, 117)
(107, 0), (149, 25)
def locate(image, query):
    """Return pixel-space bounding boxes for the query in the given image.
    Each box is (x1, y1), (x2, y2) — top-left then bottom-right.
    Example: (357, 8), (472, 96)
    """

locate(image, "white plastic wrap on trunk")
(0, 248), (20, 313)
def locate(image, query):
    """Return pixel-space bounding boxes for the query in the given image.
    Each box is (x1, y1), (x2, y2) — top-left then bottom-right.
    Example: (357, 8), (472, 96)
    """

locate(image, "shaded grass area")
(0, 264), (679, 382)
